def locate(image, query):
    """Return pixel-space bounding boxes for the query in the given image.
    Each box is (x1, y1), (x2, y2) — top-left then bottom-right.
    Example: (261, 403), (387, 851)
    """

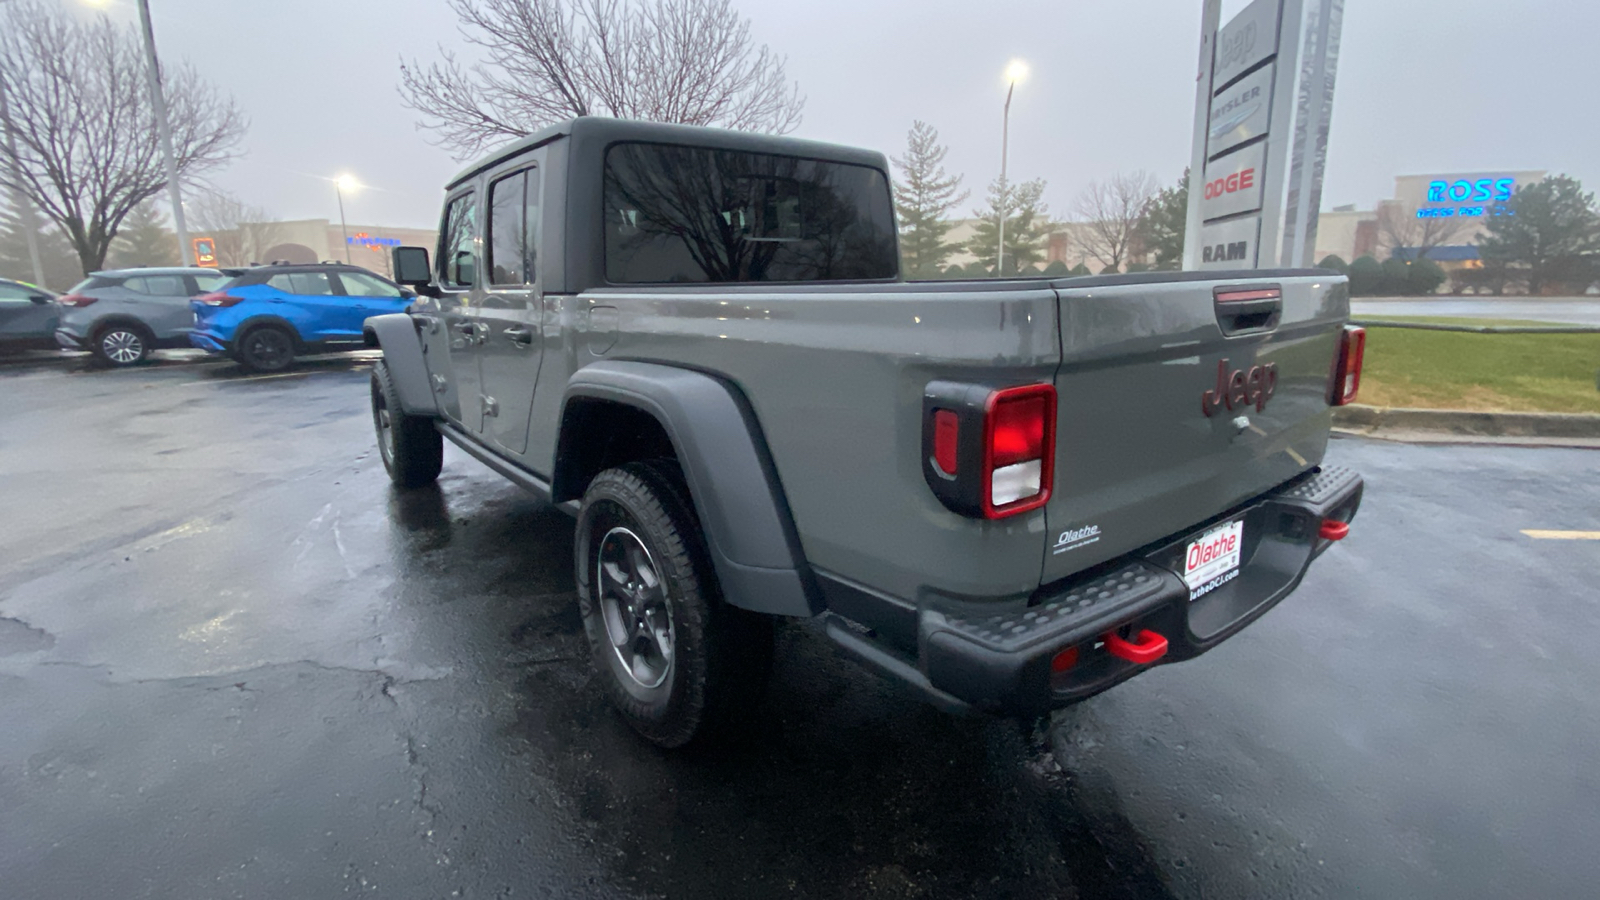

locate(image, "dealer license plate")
(1183, 520), (1244, 600)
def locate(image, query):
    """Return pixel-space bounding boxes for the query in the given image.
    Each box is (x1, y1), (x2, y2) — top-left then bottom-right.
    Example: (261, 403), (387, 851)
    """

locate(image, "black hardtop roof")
(445, 117), (890, 191)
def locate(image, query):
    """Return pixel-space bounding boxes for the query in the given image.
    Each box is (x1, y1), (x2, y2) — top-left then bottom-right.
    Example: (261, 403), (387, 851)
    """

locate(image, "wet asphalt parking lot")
(2, 352), (1597, 899)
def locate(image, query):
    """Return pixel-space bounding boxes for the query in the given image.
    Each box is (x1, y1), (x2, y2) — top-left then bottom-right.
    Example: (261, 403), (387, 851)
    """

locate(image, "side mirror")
(399, 287), (417, 300)
(391, 246), (434, 288)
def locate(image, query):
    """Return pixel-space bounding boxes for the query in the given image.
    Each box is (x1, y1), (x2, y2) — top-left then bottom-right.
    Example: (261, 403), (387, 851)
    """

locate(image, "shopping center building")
(1311, 170), (1546, 267)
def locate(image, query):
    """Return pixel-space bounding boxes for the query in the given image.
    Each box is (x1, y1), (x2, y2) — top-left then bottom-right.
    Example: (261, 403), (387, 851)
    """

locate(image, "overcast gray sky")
(65, 0), (1600, 229)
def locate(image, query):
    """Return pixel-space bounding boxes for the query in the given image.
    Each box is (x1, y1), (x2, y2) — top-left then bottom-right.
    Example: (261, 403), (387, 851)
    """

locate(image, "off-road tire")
(370, 360), (443, 488)
(575, 460), (774, 749)
(236, 325), (295, 373)
(93, 325), (151, 366)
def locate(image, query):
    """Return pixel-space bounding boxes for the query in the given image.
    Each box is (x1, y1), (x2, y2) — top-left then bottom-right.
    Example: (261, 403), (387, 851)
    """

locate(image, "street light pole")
(997, 60), (1027, 278)
(334, 176), (355, 264)
(134, 0), (190, 266)
(999, 80), (1014, 277)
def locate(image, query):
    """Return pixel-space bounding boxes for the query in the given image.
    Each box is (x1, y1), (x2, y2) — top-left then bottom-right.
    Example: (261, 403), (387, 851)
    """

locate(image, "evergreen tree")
(108, 201), (180, 268)
(1477, 174), (1600, 294)
(965, 177), (1052, 275)
(1136, 170), (1188, 270)
(1317, 254), (1349, 274)
(891, 121), (967, 279)
(1042, 259), (1069, 276)
(0, 201), (83, 288)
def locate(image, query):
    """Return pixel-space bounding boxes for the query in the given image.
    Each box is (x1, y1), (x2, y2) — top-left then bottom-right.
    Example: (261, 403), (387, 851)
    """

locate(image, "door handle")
(453, 321), (477, 335)
(503, 326), (533, 345)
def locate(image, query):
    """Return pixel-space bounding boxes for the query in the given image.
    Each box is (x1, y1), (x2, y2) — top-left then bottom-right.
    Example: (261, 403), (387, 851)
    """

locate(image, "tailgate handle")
(1215, 285), (1282, 335)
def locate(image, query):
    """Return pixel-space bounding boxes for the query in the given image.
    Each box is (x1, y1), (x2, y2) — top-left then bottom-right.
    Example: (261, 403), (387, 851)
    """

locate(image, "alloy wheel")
(597, 526), (675, 689)
(101, 330), (144, 364)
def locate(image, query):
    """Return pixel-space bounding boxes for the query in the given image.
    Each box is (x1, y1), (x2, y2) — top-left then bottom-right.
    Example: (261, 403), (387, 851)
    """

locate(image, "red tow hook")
(1104, 629), (1169, 665)
(1319, 519), (1350, 541)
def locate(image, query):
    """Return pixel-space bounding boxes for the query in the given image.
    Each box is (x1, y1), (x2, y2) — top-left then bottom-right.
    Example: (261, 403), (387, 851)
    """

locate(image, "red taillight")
(57, 294), (97, 307)
(1331, 325), (1366, 406)
(933, 409), (959, 475)
(196, 291), (244, 308)
(982, 384), (1056, 518)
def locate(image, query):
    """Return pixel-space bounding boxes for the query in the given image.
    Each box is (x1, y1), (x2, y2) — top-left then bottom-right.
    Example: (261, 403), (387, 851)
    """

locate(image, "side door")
(331, 271), (412, 339)
(122, 274), (193, 339)
(437, 189), (484, 433)
(263, 270), (338, 342)
(0, 281), (56, 341)
(476, 161), (545, 456)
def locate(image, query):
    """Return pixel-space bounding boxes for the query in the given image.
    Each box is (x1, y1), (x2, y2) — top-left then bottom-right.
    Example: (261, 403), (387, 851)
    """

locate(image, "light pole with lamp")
(998, 59), (1028, 277)
(130, 0), (191, 265)
(334, 174), (359, 264)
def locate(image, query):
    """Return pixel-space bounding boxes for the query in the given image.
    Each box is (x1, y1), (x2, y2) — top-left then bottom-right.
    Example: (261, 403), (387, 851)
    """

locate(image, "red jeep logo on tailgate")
(1202, 358), (1277, 416)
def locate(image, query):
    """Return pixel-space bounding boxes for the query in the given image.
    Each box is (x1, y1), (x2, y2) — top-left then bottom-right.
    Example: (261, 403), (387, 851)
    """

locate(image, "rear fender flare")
(364, 313), (438, 417)
(554, 360), (820, 618)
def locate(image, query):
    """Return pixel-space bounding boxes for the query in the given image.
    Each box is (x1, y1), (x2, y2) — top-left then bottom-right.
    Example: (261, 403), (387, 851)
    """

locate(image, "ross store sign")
(347, 232), (401, 248)
(1417, 176), (1517, 219)
(1199, 141), (1266, 221)
(1207, 65), (1273, 157)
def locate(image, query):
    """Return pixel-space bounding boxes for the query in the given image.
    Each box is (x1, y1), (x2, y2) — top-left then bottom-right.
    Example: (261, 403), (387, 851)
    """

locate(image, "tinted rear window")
(603, 142), (897, 284)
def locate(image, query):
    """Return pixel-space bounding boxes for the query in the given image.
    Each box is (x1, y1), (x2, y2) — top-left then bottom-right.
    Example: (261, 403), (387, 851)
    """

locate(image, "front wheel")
(371, 360), (442, 488)
(94, 326), (150, 366)
(236, 325), (295, 373)
(575, 461), (773, 749)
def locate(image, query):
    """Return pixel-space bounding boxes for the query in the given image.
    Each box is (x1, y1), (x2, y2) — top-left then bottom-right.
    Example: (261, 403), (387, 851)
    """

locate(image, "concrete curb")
(1333, 405), (1600, 438)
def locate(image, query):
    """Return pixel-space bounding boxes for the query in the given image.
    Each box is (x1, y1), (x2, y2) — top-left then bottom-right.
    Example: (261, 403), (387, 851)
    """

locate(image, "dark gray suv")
(56, 267), (233, 365)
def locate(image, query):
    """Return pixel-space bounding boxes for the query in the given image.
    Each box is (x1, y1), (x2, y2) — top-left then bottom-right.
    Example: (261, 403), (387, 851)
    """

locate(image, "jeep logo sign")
(1211, 0), (1280, 87)
(1202, 358), (1278, 416)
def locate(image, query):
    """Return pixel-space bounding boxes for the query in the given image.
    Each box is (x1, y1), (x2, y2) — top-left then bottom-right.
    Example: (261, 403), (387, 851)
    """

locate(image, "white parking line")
(1522, 530), (1600, 540)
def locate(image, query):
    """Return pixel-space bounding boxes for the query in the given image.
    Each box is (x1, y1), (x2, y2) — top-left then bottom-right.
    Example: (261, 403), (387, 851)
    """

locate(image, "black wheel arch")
(554, 360), (820, 618)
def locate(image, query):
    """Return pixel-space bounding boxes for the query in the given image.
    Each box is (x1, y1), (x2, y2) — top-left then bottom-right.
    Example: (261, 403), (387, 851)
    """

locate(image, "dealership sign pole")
(1182, 0), (1344, 271)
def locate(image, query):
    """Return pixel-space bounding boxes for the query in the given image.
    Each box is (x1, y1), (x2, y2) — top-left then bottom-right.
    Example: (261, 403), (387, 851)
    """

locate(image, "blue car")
(190, 263), (415, 372)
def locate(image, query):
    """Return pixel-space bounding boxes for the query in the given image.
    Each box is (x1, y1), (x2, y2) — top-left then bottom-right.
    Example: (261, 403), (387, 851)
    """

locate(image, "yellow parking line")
(1521, 530), (1600, 540)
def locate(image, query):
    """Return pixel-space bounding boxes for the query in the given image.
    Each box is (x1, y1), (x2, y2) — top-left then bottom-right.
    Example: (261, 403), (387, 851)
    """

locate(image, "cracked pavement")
(3, 354), (1598, 899)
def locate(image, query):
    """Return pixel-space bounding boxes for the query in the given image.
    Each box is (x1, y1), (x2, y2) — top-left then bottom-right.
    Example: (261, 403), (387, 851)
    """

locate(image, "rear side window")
(124, 275), (188, 296)
(603, 142), (898, 284)
(266, 272), (334, 295)
(488, 167), (540, 288)
(192, 273), (229, 292)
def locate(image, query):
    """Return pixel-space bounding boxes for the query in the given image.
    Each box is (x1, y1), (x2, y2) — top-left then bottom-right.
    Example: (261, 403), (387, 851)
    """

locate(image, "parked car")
(0, 278), (60, 353)
(55, 267), (233, 366)
(364, 118), (1366, 749)
(190, 263), (415, 372)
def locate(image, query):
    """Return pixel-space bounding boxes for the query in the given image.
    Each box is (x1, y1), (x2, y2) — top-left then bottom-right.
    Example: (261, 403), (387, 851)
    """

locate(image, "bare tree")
(1071, 171), (1159, 272)
(0, 1), (244, 275)
(189, 189), (285, 267)
(1375, 200), (1464, 262)
(400, 0), (804, 159)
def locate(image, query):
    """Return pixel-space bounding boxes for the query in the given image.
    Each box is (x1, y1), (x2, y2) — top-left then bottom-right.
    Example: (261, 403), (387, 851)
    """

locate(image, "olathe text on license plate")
(1184, 520), (1243, 601)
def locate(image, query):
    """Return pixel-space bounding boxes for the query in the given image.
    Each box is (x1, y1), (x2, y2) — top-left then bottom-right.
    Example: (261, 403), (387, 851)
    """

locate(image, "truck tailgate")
(1041, 274), (1347, 586)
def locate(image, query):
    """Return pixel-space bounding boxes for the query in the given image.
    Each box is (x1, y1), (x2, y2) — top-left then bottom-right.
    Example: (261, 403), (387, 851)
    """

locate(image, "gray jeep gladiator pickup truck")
(365, 117), (1366, 748)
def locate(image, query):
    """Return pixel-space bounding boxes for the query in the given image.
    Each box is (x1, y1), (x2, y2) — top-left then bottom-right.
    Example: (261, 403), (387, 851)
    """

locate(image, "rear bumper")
(823, 465), (1364, 716)
(188, 331), (230, 354)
